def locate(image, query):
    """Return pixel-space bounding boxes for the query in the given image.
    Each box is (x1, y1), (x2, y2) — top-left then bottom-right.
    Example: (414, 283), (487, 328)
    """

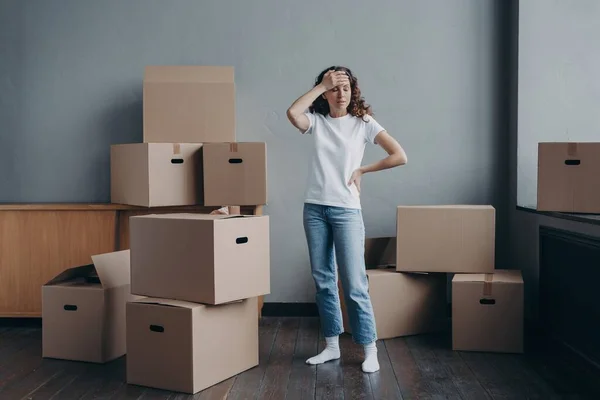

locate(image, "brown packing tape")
(482, 273), (493, 296)
(567, 142), (577, 156)
(229, 142), (238, 152)
(172, 143), (181, 154)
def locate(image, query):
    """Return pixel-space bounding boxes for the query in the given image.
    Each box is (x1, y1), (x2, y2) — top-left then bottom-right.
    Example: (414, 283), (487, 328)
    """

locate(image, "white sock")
(361, 342), (380, 373)
(306, 335), (340, 365)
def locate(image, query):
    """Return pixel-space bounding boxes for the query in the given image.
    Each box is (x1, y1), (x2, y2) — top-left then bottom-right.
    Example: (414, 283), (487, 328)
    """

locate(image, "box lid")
(129, 297), (204, 310)
(144, 65), (234, 83)
(130, 213), (260, 222)
(452, 269), (523, 284)
(44, 250), (131, 289)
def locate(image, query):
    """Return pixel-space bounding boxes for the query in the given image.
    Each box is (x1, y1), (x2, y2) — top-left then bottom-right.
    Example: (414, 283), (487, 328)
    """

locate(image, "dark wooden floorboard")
(421, 333), (491, 400)
(0, 316), (597, 399)
(368, 340), (403, 399)
(285, 317), (319, 400)
(339, 334), (373, 400)
(314, 328), (344, 400)
(384, 336), (425, 398)
(226, 316), (280, 400)
(256, 317), (300, 399)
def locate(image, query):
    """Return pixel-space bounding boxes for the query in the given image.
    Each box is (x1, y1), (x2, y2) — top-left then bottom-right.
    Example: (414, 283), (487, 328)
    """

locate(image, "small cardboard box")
(396, 205), (495, 273)
(537, 142), (600, 213)
(42, 250), (135, 363)
(111, 143), (203, 207)
(130, 213), (270, 304)
(143, 65), (235, 143)
(339, 269), (447, 339)
(202, 142), (268, 206)
(126, 296), (258, 394)
(452, 269), (524, 353)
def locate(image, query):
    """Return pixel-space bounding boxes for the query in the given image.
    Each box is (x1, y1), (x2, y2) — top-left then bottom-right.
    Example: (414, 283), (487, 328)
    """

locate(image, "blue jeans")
(303, 202), (377, 345)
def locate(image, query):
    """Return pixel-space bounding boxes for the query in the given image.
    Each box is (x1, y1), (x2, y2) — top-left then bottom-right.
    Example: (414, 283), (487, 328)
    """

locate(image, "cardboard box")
(396, 205), (495, 273)
(126, 296), (258, 394)
(339, 269), (447, 339)
(42, 250), (135, 363)
(143, 65), (235, 143)
(537, 142), (600, 213)
(452, 269), (524, 353)
(202, 142), (268, 206)
(130, 213), (270, 304)
(111, 143), (203, 207)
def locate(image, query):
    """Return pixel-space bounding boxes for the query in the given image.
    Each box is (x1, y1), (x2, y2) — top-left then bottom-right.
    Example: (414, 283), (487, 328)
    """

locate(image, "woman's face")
(323, 81), (351, 111)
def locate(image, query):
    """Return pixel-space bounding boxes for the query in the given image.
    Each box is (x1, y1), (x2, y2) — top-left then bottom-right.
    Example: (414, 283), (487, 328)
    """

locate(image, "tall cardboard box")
(396, 205), (495, 273)
(202, 142), (267, 206)
(452, 270), (524, 353)
(143, 65), (235, 143)
(339, 269), (447, 339)
(111, 143), (203, 207)
(537, 142), (600, 213)
(130, 213), (270, 304)
(126, 296), (258, 394)
(42, 250), (135, 363)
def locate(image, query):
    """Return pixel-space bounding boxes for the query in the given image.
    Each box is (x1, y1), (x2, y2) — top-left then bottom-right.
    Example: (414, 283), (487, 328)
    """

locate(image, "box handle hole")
(171, 158), (184, 164)
(236, 237), (248, 244)
(564, 159), (581, 166)
(229, 158), (243, 164)
(149, 325), (164, 333)
(479, 298), (496, 305)
(63, 304), (78, 311)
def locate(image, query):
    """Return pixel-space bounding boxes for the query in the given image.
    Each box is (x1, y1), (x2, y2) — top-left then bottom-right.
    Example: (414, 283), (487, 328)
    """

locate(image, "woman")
(286, 66), (407, 373)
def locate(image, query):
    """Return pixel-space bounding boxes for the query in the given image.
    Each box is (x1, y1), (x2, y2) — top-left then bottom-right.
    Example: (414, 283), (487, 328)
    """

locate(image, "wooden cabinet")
(0, 204), (264, 318)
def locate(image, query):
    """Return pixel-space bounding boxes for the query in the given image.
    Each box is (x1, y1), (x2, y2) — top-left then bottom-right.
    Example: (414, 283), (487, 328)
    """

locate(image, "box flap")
(452, 269), (523, 284)
(131, 213), (256, 221)
(144, 65), (234, 83)
(367, 269), (432, 279)
(90, 250), (131, 289)
(44, 264), (98, 286)
(129, 297), (203, 310)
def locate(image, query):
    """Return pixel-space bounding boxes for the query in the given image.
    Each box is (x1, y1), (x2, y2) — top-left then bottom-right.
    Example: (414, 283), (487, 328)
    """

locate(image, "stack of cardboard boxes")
(41, 65), (270, 394)
(340, 205), (524, 354)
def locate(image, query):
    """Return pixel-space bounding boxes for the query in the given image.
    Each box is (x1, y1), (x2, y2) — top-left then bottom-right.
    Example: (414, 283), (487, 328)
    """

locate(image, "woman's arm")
(286, 70), (349, 132)
(348, 130), (407, 192)
(360, 130), (407, 173)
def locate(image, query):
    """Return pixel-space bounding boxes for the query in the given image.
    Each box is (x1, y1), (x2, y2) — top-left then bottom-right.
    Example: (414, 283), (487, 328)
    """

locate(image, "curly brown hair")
(309, 66), (373, 121)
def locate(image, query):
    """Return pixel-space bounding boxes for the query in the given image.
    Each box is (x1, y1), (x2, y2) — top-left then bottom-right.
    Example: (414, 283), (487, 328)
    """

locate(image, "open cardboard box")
(42, 250), (138, 363)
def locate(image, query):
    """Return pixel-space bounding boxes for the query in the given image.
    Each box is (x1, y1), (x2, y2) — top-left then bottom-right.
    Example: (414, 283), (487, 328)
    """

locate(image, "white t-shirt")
(302, 112), (385, 209)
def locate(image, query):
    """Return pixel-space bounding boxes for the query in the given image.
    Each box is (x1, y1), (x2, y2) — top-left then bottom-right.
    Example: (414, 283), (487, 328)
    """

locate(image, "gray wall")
(509, 0), (600, 320)
(516, 0), (600, 208)
(1, 0), (509, 303)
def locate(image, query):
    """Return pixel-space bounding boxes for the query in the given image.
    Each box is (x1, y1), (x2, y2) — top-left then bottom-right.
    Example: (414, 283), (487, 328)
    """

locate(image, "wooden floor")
(0, 317), (598, 399)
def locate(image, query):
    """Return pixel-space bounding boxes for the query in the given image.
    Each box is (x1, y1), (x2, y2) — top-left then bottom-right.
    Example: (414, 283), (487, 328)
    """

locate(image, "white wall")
(511, 0), (600, 320)
(517, 0), (600, 208)
(1, 0), (508, 303)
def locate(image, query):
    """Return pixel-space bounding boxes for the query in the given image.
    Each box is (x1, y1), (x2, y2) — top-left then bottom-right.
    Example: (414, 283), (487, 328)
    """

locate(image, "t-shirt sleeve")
(364, 115), (385, 144)
(303, 112), (316, 134)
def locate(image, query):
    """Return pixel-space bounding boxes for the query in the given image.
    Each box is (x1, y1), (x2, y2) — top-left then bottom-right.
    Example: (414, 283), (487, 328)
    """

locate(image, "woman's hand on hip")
(348, 168), (363, 193)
